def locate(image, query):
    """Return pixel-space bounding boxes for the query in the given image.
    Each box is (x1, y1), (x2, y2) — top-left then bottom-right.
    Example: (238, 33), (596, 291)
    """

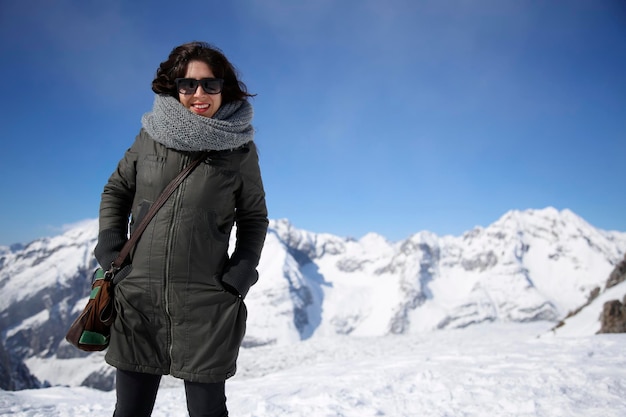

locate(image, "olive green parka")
(94, 128), (268, 383)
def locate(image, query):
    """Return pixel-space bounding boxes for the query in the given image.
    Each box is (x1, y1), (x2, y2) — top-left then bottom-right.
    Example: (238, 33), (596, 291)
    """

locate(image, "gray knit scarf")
(141, 94), (254, 152)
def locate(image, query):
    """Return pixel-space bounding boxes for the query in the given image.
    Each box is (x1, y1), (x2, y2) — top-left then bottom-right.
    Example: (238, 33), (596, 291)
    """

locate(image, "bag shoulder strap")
(106, 152), (208, 276)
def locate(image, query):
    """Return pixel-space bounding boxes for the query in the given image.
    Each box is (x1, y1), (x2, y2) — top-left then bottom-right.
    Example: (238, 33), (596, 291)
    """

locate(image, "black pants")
(113, 369), (228, 417)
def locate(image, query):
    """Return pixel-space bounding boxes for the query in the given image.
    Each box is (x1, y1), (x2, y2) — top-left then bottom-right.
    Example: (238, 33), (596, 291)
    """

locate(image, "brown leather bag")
(65, 268), (116, 351)
(65, 152), (207, 351)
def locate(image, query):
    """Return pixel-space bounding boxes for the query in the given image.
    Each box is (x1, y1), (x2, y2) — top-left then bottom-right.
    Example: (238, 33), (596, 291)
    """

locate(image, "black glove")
(94, 229), (129, 282)
(221, 249), (260, 299)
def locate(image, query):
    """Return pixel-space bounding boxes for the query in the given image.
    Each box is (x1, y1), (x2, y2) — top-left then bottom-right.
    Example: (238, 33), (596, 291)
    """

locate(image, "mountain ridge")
(1, 207), (625, 391)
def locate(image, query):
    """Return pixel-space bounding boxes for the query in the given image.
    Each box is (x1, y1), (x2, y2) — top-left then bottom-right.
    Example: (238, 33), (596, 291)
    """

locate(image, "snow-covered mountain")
(1, 207), (625, 391)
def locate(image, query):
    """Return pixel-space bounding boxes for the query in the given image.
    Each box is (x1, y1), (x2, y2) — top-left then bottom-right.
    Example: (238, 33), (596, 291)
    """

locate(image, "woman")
(94, 41), (268, 417)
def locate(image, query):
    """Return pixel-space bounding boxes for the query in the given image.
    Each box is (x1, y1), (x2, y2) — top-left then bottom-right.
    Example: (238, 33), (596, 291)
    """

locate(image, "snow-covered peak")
(1, 208), (625, 390)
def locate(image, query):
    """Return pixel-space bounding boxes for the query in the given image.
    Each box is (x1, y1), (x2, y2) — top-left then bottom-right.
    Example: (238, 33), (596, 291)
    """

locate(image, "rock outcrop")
(598, 296), (626, 334)
(597, 254), (626, 334)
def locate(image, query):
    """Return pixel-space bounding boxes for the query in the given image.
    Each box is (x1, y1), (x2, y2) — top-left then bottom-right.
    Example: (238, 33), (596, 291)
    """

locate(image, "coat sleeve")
(222, 141), (269, 298)
(93, 137), (140, 271)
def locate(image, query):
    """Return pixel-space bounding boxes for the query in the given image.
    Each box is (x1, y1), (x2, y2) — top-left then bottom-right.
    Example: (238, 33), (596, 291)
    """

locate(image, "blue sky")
(0, 0), (624, 246)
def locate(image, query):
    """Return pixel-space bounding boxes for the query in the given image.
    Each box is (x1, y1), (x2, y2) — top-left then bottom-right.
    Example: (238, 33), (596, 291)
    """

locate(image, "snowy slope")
(2, 323), (626, 417)
(548, 280), (626, 337)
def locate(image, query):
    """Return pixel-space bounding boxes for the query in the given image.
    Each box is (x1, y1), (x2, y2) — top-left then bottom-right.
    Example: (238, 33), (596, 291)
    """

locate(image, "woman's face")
(178, 60), (222, 118)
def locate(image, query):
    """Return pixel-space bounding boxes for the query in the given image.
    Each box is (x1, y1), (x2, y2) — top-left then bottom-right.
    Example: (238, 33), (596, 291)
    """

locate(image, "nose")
(193, 84), (206, 96)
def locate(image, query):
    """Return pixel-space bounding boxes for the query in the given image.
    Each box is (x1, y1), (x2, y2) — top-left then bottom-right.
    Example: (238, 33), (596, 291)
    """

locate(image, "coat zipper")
(164, 154), (189, 373)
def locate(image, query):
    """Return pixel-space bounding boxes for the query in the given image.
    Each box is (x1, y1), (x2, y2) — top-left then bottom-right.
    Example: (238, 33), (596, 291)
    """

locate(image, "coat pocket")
(172, 287), (247, 376)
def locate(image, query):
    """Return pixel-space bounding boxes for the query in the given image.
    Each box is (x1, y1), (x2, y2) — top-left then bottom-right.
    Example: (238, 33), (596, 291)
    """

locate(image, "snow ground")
(1, 322), (625, 417)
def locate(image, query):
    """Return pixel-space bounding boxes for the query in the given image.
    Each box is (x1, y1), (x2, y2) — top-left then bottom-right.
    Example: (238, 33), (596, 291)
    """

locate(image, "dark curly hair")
(151, 41), (255, 104)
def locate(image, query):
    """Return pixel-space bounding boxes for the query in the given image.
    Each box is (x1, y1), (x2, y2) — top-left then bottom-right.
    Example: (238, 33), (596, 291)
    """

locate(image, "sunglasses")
(175, 78), (224, 95)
